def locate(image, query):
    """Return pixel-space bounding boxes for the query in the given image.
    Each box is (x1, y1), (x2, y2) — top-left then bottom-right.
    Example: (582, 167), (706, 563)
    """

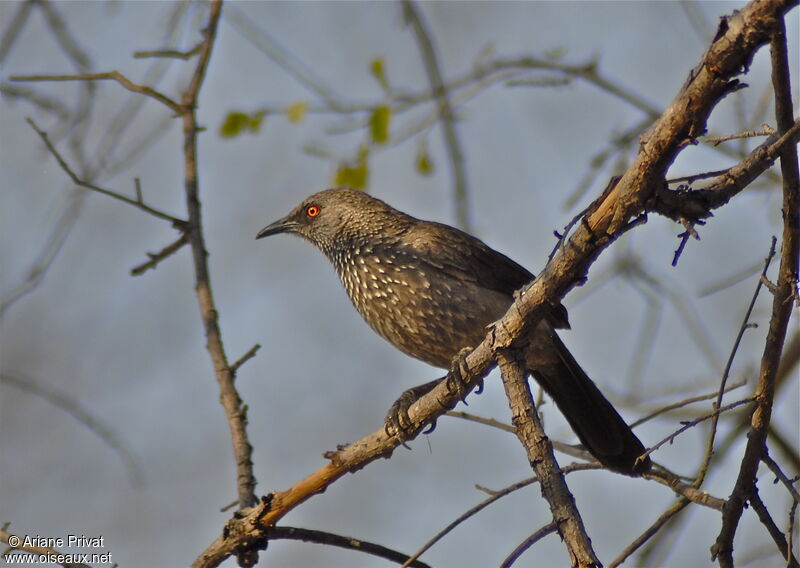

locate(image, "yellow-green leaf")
(369, 105), (391, 145)
(370, 57), (389, 91)
(333, 147), (369, 189)
(248, 110), (267, 133)
(415, 147), (434, 176)
(285, 102), (307, 123)
(219, 112), (250, 138)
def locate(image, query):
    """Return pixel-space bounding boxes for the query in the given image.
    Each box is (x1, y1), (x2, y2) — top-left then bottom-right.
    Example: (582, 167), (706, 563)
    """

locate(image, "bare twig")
(178, 0), (258, 516)
(0, 374), (143, 486)
(266, 526), (432, 568)
(37, 0), (91, 73)
(134, 43), (203, 60)
(11, 71), (183, 114)
(222, 4), (343, 108)
(130, 234), (190, 276)
(403, 0), (472, 231)
(749, 491), (799, 568)
(25, 118), (186, 226)
(642, 397), (754, 460)
(0, 0), (33, 65)
(705, 125), (775, 145)
(0, 189), (83, 319)
(499, 523), (558, 568)
(631, 379), (747, 428)
(230, 344), (261, 375)
(694, 238), (777, 488)
(609, 498), (691, 568)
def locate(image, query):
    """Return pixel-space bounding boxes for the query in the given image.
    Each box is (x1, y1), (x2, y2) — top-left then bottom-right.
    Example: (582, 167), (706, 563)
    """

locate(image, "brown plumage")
(257, 188), (650, 475)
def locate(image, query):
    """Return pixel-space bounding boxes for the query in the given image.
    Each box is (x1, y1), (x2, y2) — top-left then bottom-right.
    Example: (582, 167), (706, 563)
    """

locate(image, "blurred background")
(1, 1), (797, 566)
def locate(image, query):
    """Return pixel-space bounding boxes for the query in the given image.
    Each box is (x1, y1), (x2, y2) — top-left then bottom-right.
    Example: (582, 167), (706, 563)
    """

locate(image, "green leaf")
(219, 112), (250, 138)
(369, 105), (391, 145)
(415, 146), (434, 176)
(333, 147), (369, 189)
(370, 57), (389, 91)
(247, 110), (267, 132)
(285, 101), (307, 123)
(219, 110), (267, 138)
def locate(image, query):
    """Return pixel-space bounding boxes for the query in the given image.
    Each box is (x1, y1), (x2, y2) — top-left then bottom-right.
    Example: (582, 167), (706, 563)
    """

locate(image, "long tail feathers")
(527, 333), (651, 476)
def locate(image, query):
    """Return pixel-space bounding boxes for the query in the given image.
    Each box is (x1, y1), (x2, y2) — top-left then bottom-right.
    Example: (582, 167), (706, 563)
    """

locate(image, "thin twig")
(267, 526), (432, 568)
(179, 0), (258, 516)
(499, 523), (558, 568)
(642, 397), (755, 460)
(609, 498), (691, 568)
(134, 43), (203, 60)
(230, 344), (262, 375)
(0, 373), (144, 487)
(403, 0), (472, 231)
(705, 125), (775, 145)
(761, 454), (800, 503)
(25, 118), (186, 225)
(749, 491), (799, 568)
(130, 234), (190, 276)
(403, 464), (598, 567)
(630, 379), (747, 428)
(695, 239), (777, 488)
(11, 71), (183, 113)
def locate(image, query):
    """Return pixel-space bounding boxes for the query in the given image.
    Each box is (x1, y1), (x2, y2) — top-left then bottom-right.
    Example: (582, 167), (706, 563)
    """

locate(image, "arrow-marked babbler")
(257, 188), (651, 475)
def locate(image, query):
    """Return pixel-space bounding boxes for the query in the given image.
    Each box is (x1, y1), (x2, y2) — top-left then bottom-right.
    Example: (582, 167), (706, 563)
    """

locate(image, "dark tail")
(526, 332), (651, 476)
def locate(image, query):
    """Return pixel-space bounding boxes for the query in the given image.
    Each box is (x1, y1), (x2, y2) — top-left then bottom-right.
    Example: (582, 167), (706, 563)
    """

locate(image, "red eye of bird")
(306, 204), (320, 218)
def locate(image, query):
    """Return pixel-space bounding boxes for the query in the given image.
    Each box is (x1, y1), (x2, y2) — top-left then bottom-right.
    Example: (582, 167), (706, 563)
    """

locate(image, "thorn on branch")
(130, 234), (189, 276)
(231, 344), (262, 375)
(705, 124), (776, 146)
(672, 218), (702, 267)
(133, 42), (203, 60)
(759, 274), (779, 295)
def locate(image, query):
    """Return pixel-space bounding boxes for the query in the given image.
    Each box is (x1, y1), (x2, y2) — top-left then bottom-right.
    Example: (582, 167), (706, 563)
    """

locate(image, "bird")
(257, 188), (651, 475)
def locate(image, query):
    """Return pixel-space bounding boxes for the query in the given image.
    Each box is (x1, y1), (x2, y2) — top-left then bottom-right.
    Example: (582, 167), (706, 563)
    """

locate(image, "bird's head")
(256, 188), (410, 255)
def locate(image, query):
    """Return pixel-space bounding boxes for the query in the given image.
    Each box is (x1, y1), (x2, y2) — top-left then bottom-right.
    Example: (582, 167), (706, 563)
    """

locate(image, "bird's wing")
(401, 222), (570, 329)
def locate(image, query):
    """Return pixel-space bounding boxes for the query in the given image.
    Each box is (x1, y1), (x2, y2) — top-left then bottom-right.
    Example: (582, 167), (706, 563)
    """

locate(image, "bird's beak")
(256, 217), (298, 239)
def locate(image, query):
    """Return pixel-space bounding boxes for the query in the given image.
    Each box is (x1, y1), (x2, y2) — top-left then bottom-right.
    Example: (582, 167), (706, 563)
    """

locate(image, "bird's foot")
(384, 379), (441, 439)
(445, 347), (482, 403)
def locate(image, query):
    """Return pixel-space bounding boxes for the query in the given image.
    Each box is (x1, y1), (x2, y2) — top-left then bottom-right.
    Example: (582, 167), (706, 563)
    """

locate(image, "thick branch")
(497, 351), (599, 567)
(588, 0), (798, 234)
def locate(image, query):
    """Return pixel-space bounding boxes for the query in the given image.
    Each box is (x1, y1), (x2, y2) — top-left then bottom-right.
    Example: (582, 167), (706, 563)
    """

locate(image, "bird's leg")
(445, 347), (482, 401)
(384, 378), (442, 438)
